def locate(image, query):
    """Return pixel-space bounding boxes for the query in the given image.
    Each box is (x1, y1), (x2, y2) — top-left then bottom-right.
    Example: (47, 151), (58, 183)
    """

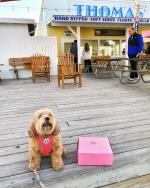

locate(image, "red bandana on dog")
(35, 135), (53, 156)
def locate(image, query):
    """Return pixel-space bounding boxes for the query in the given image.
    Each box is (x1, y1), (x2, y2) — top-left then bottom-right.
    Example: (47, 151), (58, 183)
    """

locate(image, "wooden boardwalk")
(0, 75), (150, 188)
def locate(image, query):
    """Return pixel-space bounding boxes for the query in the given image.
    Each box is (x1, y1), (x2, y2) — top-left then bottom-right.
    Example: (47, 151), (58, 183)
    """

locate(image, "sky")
(0, 0), (150, 22)
(0, 0), (42, 22)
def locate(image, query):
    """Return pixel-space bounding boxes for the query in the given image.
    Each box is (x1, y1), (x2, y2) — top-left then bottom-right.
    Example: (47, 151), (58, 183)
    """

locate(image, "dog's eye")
(39, 114), (43, 118)
(49, 114), (52, 117)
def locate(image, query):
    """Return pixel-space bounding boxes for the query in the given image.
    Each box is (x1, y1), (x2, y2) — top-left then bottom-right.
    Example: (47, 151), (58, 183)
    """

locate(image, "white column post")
(77, 26), (81, 64)
(125, 27), (130, 66)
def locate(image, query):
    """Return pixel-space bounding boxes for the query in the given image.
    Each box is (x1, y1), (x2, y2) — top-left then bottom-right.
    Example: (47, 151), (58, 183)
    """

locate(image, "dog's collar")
(35, 135), (54, 156)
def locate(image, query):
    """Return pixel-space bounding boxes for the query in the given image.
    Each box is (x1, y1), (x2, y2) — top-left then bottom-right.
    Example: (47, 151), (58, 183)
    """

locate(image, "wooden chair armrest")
(58, 64), (64, 67)
(58, 64), (65, 74)
(79, 64), (84, 73)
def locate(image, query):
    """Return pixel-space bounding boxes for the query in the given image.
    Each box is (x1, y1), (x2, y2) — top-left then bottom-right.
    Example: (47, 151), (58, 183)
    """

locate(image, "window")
(64, 42), (72, 53)
(81, 40), (98, 56)
(95, 29), (125, 36)
(99, 40), (120, 56)
(121, 40), (126, 55)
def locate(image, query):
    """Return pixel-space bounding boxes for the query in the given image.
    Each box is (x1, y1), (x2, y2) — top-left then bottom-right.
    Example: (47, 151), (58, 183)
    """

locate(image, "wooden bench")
(9, 56), (50, 80)
(9, 57), (32, 79)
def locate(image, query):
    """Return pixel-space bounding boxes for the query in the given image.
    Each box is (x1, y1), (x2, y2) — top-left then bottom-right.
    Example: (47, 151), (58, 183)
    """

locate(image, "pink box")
(78, 137), (113, 166)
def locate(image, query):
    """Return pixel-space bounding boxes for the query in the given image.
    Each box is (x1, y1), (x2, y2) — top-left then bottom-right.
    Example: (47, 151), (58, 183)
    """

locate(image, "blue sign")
(53, 15), (150, 24)
(73, 5), (143, 18)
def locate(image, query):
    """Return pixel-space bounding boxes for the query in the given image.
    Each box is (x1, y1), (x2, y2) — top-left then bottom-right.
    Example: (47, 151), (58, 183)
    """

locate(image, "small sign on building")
(64, 30), (72, 37)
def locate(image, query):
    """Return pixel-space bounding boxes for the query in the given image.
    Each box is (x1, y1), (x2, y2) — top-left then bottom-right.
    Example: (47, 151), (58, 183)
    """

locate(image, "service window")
(81, 40), (98, 56)
(99, 40), (120, 56)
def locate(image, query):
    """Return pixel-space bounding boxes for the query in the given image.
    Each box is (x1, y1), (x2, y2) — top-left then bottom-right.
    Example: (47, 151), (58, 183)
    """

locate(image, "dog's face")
(28, 109), (60, 137)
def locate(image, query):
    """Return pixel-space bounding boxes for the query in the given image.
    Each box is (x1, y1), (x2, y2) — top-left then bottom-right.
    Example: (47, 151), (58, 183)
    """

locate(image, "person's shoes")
(128, 77), (135, 81)
(134, 77), (139, 80)
(128, 77), (139, 81)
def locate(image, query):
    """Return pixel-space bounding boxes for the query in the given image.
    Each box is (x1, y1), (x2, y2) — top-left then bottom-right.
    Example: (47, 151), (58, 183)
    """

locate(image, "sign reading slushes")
(53, 15), (150, 24)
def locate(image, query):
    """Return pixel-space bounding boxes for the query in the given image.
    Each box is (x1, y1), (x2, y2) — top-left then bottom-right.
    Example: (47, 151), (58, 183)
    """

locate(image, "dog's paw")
(28, 162), (40, 171)
(62, 147), (67, 158)
(52, 161), (64, 171)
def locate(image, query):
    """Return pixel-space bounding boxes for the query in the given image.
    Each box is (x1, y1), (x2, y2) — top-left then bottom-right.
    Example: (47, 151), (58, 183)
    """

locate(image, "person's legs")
(84, 60), (88, 73)
(129, 55), (138, 79)
(74, 57), (78, 71)
(87, 60), (93, 73)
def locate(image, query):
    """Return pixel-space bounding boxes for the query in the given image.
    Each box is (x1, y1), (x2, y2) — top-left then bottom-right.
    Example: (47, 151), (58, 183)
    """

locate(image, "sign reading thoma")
(68, 0), (149, 18)
(52, 0), (150, 24)
(73, 5), (140, 18)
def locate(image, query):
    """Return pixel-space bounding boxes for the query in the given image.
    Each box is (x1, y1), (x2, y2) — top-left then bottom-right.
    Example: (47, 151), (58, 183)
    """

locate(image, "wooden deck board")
(102, 174), (150, 188)
(0, 75), (150, 188)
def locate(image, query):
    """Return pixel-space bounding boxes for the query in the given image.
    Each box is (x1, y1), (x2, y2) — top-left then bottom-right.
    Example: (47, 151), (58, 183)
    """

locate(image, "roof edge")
(0, 17), (36, 24)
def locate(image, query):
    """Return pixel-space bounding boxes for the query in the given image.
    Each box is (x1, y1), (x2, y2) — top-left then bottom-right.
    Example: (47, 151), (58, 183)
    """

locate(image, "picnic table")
(111, 57), (150, 84)
(91, 56), (112, 78)
(0, 63), (4, 82)
(9, 56), (50, 79)
(91, 56), (150, 84)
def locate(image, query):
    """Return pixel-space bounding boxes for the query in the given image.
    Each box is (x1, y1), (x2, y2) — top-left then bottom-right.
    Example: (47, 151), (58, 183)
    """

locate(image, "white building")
(0, 17), (58, 79)
(36, 0), (150, 63)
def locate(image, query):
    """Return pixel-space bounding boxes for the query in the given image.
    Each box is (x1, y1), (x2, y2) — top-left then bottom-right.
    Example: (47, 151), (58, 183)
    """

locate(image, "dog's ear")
(52, 121), (60, 136)
(28, 113), (37, 137)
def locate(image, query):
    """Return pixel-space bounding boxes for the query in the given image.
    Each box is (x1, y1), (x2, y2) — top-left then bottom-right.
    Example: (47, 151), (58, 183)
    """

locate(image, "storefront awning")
(49, 15), (150, 29)
(51, 15), (150, 26)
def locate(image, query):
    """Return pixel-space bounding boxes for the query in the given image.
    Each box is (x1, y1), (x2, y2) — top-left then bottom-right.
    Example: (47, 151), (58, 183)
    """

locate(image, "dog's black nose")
(45, 117), (50, 121)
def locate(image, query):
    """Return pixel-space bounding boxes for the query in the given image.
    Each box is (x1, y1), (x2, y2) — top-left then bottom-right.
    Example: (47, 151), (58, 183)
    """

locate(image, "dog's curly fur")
(28, 109), (65, 171)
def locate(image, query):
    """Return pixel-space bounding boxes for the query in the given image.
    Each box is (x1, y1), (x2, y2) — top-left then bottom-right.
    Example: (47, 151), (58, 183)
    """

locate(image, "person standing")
(82, 43), (92, 73)
(70, 40), (78, 71)
(128, 27), (144, 81)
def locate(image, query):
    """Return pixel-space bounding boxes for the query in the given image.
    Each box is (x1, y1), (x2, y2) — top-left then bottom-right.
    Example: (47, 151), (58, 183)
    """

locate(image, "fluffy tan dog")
(28, 109), (65, 171)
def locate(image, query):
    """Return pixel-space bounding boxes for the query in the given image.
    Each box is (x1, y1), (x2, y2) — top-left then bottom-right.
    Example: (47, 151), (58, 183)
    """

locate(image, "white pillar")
(77, 26), (81, 64)
(125, 27), (130, 57)
(125, 27), (130, 66)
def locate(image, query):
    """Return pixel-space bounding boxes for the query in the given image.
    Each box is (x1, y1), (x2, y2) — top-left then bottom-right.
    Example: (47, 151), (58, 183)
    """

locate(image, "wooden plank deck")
(0, 75), (150, 188)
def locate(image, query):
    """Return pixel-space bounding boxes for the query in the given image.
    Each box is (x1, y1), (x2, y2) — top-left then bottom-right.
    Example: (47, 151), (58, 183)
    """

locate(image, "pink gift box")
(78, 137), (113, 166)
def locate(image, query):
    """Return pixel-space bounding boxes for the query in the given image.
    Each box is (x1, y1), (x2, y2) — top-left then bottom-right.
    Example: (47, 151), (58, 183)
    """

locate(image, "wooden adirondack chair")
(31, 55), (50, 82)
(58, 53), (83, 88)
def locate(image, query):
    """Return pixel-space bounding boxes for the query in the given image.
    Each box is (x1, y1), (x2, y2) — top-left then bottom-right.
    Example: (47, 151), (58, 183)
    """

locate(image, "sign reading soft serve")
(52, 0), (150, 24)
